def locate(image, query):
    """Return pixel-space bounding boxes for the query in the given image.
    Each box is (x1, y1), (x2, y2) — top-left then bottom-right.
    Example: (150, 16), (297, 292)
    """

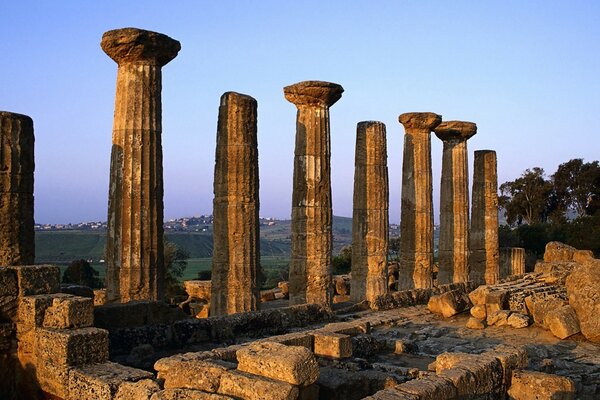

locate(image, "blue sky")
(2, 1), (599, 224)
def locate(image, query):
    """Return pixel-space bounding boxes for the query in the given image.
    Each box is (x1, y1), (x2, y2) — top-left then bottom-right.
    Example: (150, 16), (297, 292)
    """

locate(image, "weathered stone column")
(284, 80), (343, 306)
(470, 150), (499, 285)
(210, 92), (260, 316)
(398, 112), (441, 289)
(351, 121), (389, 304)
(0, 112), (34, 266)
(102, 28), (180, 303)
(499, 247), (525, 278)
(434, 121), (477, 284)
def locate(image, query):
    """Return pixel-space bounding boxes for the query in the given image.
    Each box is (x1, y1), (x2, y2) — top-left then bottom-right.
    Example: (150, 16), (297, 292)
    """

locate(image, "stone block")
(466, 317), (485, 330)
(507, 370), (575, 400)
(436, 352), (503, 396)
(543, 241), (576, 262)
(184, 280), (212, 302)
(67, 362), (154, 400)
(35, 359), (70, 399)
(9, 265), (60, 296)
(17, 293), (70, 336)
(0, 268), (18, 321)
(93, 289), (106, 306)
(35, 327), (108, 366)
(485, 289), (509, 313)
(151, 389), (234, 400)
(115, 379), (161, 400)
(237, 341), (319, 387)
(544, 305), (580, 339)
(334, 276), (350, 295)
(219, 369), (299, 400)
(393, 375), (456, 399)
(507, 313), (530, 328)
(565, 259), (600, 342)
(362, 388), (419, 400)
(470, 304), (486, 320)
(427, 289), (471, 318)
(43, 296), (93, 329)
(333, 294), (350, 304)
(573, 249), (594, 263)
(154, 351), (214, 374)
(487, 310), (511, 326)
(158, 359), (231, 391)
(484, 345), (528, 387)
(527, 296), (568, 328)
(261, 331), (314, 350)
(467, 285), (490, 305)
(319, 320), (370, 336)
(314, 332), (352, 359)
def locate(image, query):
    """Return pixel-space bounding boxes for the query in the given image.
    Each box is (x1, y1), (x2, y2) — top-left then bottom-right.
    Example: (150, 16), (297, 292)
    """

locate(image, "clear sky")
(2, 1), (599, 224)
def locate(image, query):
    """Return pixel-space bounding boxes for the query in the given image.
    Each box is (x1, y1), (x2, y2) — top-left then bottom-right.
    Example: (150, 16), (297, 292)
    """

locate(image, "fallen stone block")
(485, 289), (509, 314)
(35, 327), (108, 366)
(507, 313), (530, 328)
(237, 341), (319, 387)
(543, 241), (576, 262)
(392, 375), (457, 399)
(468, 285), (490, 305)
(183, 280), (211, 302)
(218, 369), (299, 400)
(9, 265), (60, 296)
(436, 352), (503, 396)
(427, 289), (471, 318)
(68, 362), (154, 400)
(487, 310), (511, 326)
(151, 389), (234, 400)
(544, 305), (580, 339)
(573, 249), (594, 263)
(334, 276), (350, 295)
(158, 359), (231, 391)
(526, 296), (568, 328)
(484, 344), (528, 387)
(565, 259), (600, 343)
(115, 379), (161, 400)
(259, 331), (314, 350)
(43, 295), (94, 329)
(507, 370), (575, 400)
(466, 317), (485, 330)
(470, 304), (486, 320)
(313, 332), (352, 359)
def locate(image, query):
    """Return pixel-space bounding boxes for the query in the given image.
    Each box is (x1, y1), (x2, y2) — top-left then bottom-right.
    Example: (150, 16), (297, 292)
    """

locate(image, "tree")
(388, 236), (401, 261)
(164, 241), (190, 302)
(552, 159), (600, 218)
(63, 259), (103, 288)
(332, 245), (352, 275)
(499, 167), (553, 226)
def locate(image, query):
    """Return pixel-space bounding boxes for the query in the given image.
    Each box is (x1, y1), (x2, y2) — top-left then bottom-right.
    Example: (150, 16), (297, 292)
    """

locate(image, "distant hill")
(35, 215), (354, 263)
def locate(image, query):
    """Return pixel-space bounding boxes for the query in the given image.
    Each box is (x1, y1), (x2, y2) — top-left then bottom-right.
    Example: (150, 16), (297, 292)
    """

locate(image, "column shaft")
(0, 112), (34, 266)
(210, 92), (260, 316)
(470, 150), (499, 285)
(351, 121), (388, 304)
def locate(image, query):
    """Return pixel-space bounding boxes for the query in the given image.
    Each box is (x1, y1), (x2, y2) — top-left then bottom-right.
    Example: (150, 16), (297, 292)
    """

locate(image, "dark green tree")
(499, 167), (553, 226)
(62, 259), (103, 288)
(164, 241), (190, 301)
(332, 245), (352, 275)
(552, 158), (600, 218)
(388, 236), (401, 261)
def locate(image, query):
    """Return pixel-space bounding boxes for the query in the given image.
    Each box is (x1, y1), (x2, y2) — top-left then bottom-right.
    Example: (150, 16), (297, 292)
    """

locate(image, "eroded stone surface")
(285, 80), (343, 307)
(351, 121), (389, 304)
(398, 112), (441, 289)
(103, 27), (180, 303)
(508, 370), (575, 400)
(565, 259), (600, 342)
(211, 92), (260, 316)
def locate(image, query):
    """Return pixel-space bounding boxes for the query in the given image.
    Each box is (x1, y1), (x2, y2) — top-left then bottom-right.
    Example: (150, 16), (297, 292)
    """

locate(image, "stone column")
(470, 150), (499, 285)
(102, 28), (180, 303)
(284, 80), (343, 306)
(351, 121), (389, 304)
(398, 112), (441, 289)
(210, 92), (260, 316)
(0, 112), (34, 266)
(434, 121), (477, 284)
(500, 247), (525, 278)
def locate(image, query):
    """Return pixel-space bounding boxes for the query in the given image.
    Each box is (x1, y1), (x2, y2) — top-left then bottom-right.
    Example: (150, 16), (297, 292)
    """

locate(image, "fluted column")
(210, 92), (260, 316)
(284, 80), (343, 307)
(351, 121), (388, 304)
(398, 112), (441, 289)
(499, 247), (525, 278)
(102, 28), (180, 303)
(434, 121), (477, 284)
(0, 112), (34, 266)
(470, 150), (499, 285)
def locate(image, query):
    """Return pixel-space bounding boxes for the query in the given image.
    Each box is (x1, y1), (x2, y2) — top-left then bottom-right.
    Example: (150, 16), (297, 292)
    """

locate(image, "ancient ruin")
(434, 121), (477, 284)
(0, 25), (599, 400)
(398, 112), (441, 289)
(0, 112), (34, 266)
(470, 150), (500, 285)
(284, 81), (343, 307)
(102, 28), (181, 303)
(210, 92), (260, 316)
(351, 121), (389, 305)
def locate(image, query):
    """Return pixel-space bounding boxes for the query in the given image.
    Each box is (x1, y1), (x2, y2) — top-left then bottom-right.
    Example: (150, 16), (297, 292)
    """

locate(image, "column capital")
(284, 80), (343, 107)
(434, 120), (477, 141)
(101, 27), (180, 66)
(399, 112), (442, 130)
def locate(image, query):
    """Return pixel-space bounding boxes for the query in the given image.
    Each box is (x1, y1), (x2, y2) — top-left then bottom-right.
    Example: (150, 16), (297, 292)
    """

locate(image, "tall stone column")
(0, 112), (34, 266)
(284, 80), (343, 306)
(210, 92), (260, 316)
(499, 247), (525, 278)
(434, 121), (477, 284)
(470, 150), (499, 285)
(398, 113), (441, 289)
(102, 28), (180, 303)
(351, 121), (389, 304)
